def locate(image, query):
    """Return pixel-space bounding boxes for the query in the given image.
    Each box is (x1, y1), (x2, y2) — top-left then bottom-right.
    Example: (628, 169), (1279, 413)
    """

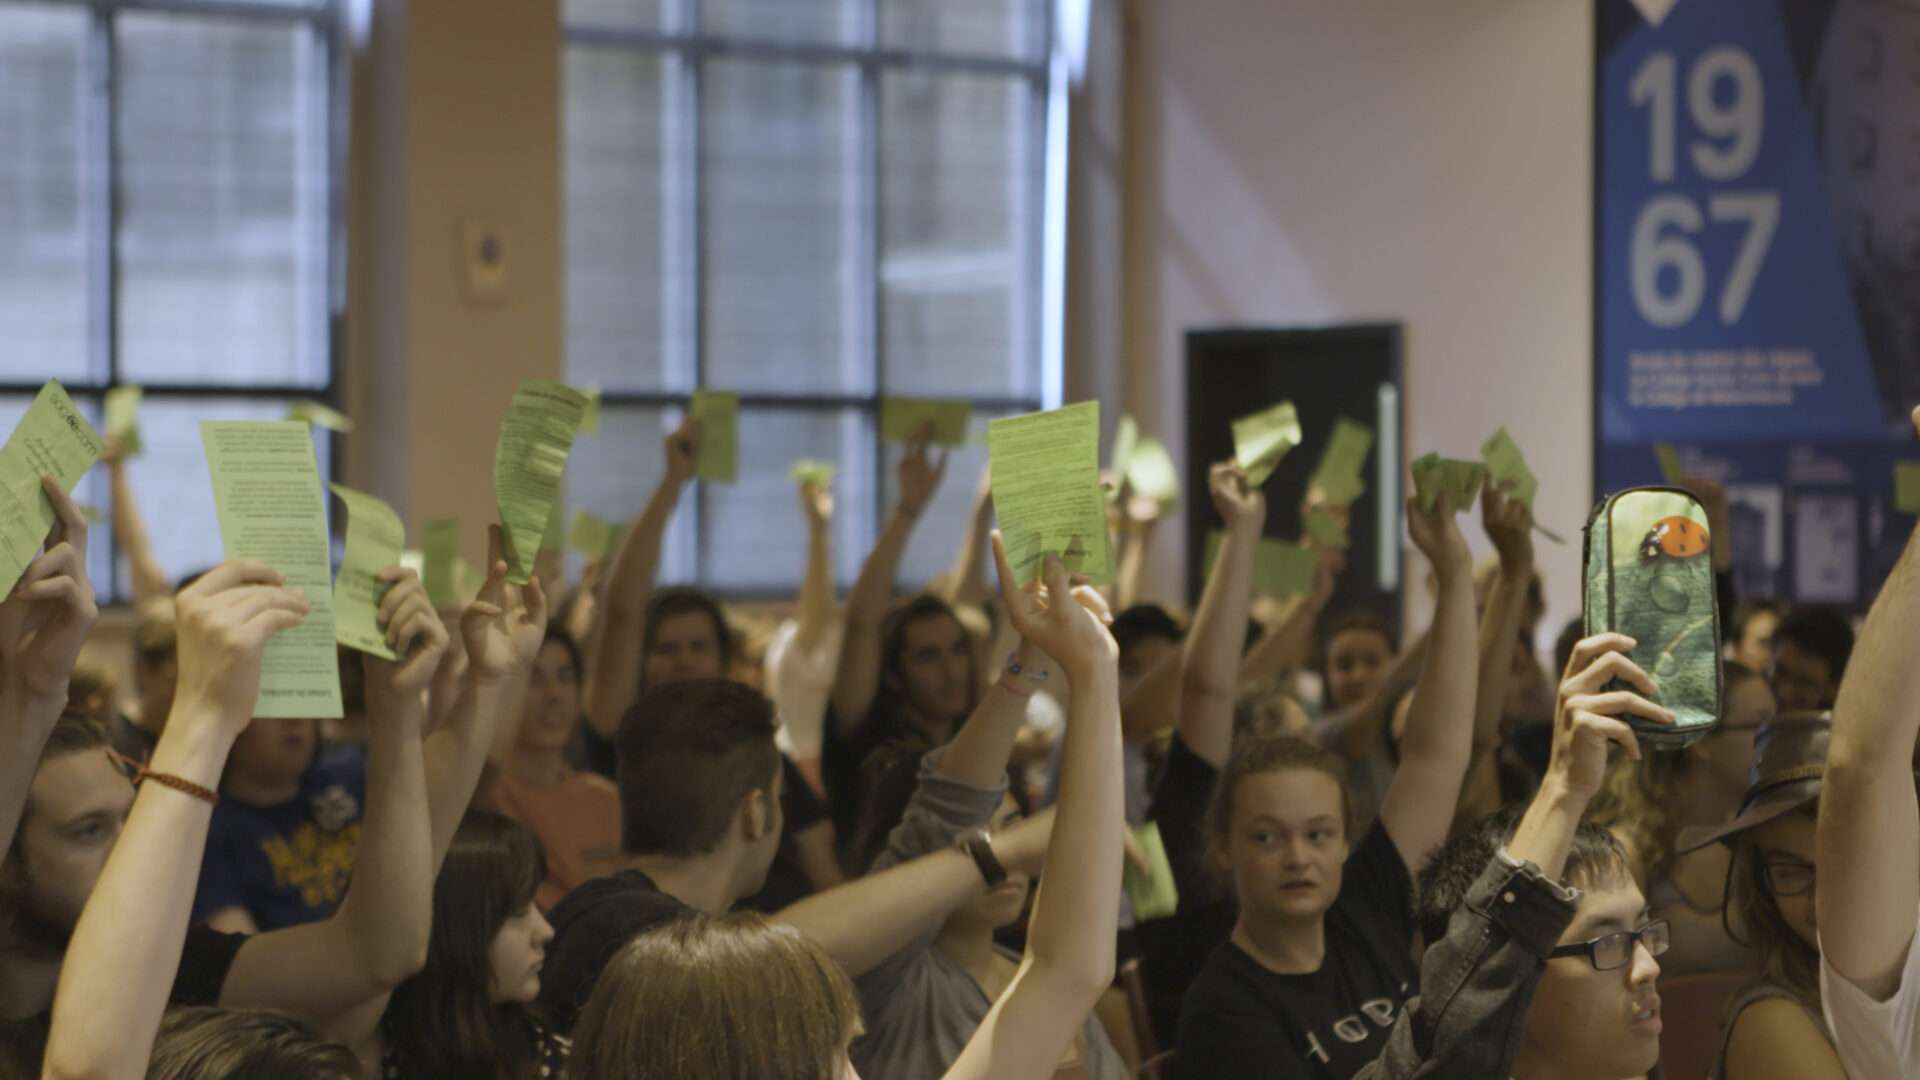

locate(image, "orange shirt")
(479, 766), (623, 912)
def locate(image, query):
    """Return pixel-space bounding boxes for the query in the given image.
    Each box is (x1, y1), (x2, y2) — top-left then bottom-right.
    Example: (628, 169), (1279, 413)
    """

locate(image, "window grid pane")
(0, 3), (338, 604)
(564, 5), (1048, 594)
(115, 12), (330, 388)
(0, 5), (94, 383)
(702, 59), (865, 395)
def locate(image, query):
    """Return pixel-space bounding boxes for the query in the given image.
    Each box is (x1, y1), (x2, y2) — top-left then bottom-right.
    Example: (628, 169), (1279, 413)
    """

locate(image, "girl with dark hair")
(333, 809), (567, 1079)
(480, 628), (622, 911)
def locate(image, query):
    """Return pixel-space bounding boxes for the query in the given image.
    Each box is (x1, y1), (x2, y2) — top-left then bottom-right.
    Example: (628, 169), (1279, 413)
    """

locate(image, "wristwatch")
(957, 829), (1008, 888)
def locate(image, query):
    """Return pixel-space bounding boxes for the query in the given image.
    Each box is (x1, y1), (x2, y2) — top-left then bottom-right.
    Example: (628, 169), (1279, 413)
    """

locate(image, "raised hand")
(462, 524), (549, 682)
(991, 532), (1117, 683)
(801, 476), (835, 529)
(367, 567), (450, 700)
(0, 478), (99, 700)
(171, 561), (311, 734)
(1406, 492), (1472, 581)
(1480, 484), (1534, 572)
(897, 425), (947, 517)
(664, 415), (702, 487)
(1549, 633), (1675, 801)
(1208, 461), (1265, 533)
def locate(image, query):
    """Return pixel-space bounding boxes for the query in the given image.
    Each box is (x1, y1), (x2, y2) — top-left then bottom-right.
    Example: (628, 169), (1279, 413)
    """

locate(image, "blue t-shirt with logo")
(192, 746), (367, 931)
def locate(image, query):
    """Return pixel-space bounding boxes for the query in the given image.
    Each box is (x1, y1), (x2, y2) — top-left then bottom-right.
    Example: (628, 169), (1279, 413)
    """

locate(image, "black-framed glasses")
(1549, 920), (1671, 971)
(1762, 859), (1816, 898)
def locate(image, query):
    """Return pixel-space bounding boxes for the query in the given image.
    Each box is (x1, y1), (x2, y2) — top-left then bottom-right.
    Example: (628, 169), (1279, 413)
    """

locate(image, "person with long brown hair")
(565, 535), (1126, 1080)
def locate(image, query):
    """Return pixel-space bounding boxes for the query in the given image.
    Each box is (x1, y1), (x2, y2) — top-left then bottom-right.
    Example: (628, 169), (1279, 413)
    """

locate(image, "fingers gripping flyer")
(493, 380), (589, 584)
(989, 401), (1112, 587)
(329, 484), (405, 661)
(0, 381), (104, 597)
(201, 421), (343, 719)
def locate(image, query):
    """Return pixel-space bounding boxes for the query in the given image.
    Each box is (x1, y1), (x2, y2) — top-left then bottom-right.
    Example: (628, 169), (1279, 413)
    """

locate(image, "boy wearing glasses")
(1345, 632), (1674, 1080)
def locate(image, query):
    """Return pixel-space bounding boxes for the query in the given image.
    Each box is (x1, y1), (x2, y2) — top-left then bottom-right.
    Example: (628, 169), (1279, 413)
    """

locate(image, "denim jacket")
(1353, 852), (1579, 1079)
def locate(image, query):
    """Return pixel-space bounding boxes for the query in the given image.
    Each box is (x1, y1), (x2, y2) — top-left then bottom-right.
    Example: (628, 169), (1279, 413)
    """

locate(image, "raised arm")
(0, 479), (98, 856)
(323, 546), (549, 1052)
(1818, 411), (1920, 1001)
(1115, 493), (1163, 613)
(829, 429), (945, 735)
(794, 476), (838, 655)
(103, 439), (171, 606)
(931, 464), (993, 608)
(1178, 463), (1265, 768)
(218, 571), (451, 1018)
(942, 536), (1123, 1080)
(438, 535), (548, 860)
(1238, 550), (1341, 687)
(940, 633), (1072, 789)
(1454, 487), (1536, 827)
(583, 417), (697, 742)
(1350, 633), (1665, 1080)
(776, 802), (1053, 977)
(43, 561), (309, 1080)
(1376, 492), (1478, 871)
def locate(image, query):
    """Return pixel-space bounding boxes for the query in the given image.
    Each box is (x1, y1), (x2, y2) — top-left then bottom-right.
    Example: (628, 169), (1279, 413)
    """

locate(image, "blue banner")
(1596, 0), (1920, 608)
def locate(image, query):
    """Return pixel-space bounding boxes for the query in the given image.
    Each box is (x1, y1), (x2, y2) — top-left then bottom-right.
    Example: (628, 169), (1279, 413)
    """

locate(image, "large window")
(564, 0), (1052, 593)
(0, 0), (337, 599)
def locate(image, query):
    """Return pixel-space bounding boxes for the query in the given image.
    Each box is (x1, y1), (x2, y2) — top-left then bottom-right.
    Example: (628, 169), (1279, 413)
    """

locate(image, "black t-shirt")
(738, 755), (831, 914)
(0, 925), (247, 1073)
(539, 869), (694, 1034)
(1176, 823), (1418, 1080)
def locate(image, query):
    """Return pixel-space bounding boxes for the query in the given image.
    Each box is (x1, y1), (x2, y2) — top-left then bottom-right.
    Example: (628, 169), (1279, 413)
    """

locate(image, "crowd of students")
(5, 405), (1920, 1080)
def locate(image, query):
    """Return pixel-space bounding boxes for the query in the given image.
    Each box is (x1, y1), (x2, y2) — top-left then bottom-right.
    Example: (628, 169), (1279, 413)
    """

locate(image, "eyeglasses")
(1762, 859), (1816, 898)
(1549, 920), (1670, 971)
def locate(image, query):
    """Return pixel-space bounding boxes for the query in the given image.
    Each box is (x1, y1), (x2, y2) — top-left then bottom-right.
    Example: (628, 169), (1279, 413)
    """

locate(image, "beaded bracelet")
(107, 749), (218, 807)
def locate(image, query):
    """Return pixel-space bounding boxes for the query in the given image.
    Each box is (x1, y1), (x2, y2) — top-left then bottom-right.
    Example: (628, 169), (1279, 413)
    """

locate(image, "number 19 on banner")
(1627, 46), (1780, 329)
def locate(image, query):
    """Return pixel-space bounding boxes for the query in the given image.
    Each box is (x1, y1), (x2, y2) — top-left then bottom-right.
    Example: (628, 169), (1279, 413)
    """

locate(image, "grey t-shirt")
(852, 748), (1127, 1080)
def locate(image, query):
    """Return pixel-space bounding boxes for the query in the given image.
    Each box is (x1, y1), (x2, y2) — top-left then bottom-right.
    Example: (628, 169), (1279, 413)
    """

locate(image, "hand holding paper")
(104, 386), (143, 460)
(882, 397), (972, 447)
(329, 484), (406, 661)
(0, 381), (105, 598)
(1410, 452), (1487, 514)
(201, 420), (342, 719)
(1480, 427), (1538, 510)
(988, 401), (1110, 586)
(422, 518), (460, 610)
(1123, 821), (1180, 922)
(1305, 507), (1350, 550)
(1125, 437), (1180, 510)
(367, 567), (449, 698)
(1310, 419), (1374, 506)
(1232, 402), (1302, 488)
(493, 380), (588, 584)
(689, 391), (739, 484)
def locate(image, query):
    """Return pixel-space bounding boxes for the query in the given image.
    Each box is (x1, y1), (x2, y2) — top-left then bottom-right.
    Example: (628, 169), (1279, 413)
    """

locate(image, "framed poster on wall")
(1594, 0), (1920, 609)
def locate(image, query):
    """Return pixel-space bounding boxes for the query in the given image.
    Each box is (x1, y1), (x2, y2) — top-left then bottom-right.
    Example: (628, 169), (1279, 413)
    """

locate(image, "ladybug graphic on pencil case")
(1583, 488), (1722, 751)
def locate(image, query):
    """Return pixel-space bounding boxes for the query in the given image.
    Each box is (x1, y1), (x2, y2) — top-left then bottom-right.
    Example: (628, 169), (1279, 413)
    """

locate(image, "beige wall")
(1122, 0), (1593, 637)
(345, 0), (564, 570)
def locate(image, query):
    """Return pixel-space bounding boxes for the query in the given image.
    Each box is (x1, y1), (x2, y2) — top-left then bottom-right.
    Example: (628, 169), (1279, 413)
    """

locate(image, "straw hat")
(1675, 712), (1830, 854)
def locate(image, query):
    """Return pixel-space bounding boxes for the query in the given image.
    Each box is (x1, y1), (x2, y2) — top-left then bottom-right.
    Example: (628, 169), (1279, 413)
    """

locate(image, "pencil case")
(1582, 487), (1722, 751)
